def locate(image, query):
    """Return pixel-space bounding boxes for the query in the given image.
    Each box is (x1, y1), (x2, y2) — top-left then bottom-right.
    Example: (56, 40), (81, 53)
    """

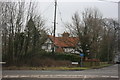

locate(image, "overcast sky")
(4, 0), (119, 35)
(34, 0), (119, 35)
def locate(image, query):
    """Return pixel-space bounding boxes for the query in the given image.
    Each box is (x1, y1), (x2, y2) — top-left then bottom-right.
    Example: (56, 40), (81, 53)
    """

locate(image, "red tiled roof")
(48, 35), (79, 48)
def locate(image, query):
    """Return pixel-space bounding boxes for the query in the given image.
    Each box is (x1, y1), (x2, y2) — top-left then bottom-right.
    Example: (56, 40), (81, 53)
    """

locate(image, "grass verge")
(3, 66), (89, 71)
(91, 64), (113, 69)
(3, 64), (113, 70)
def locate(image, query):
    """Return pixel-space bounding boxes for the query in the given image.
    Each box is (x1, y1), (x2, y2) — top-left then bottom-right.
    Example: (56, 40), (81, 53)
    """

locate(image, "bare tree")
(66, 8), (103, 59)
(66, 8), (117, 62)
(99, 18), (119, 62)
(1, 1), (47, 66)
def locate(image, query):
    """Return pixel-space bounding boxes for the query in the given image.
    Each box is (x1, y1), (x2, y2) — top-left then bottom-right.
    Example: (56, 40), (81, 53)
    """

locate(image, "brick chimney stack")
(62, 32), (70, 37)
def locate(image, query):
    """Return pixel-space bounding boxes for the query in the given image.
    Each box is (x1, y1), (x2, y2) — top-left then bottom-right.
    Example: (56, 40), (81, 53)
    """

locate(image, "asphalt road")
(2, 64), (119, 79)
(1, 78), (119, 80)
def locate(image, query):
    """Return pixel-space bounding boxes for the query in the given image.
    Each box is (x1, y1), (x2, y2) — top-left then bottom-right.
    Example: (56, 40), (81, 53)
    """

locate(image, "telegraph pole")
(52, 0), (57, 53)
(118, 2), (120, 57)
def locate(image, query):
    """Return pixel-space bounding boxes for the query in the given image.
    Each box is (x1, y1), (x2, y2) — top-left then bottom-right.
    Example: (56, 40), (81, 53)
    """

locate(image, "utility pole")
(52, 0), (57, 53)
(117, 2), (120, 62)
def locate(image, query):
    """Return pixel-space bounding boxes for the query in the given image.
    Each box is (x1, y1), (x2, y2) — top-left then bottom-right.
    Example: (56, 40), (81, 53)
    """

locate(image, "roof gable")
(48, 35), (79, 48)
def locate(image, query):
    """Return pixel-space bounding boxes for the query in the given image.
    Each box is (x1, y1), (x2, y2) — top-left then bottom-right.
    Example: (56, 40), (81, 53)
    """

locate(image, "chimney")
(62, 32), (70, 37)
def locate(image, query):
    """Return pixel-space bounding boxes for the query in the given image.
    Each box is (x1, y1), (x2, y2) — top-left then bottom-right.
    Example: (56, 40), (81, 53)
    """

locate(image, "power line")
(57, 4), (66, 25)
(41, 2), (54, 15)
(40, 2), (54, 26)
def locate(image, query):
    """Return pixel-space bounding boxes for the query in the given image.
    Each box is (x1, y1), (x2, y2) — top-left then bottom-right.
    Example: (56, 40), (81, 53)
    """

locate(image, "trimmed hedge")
(3, 51), (81, 67)
(34, 51), (81, 62)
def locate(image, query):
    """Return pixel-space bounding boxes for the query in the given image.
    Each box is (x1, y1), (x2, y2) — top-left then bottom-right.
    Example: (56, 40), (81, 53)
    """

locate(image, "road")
(1, 78), (119, 80)
(2, 64), (119, 80)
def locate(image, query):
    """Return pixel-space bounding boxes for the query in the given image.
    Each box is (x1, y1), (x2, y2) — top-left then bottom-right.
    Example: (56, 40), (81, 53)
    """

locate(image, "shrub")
(37, 52), (81, 62)
(4, 50), (81, 67)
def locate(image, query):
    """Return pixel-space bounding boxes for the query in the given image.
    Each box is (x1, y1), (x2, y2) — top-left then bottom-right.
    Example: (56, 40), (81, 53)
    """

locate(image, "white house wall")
(63, 48), (79, 54)
(45, 38), (52, 44)
(42, 38), (52, 52)
(42, 38), (80, 54)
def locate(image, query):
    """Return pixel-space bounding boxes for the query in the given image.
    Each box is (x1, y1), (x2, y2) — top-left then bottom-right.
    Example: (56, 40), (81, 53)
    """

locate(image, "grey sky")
(35, 0), (118, 35)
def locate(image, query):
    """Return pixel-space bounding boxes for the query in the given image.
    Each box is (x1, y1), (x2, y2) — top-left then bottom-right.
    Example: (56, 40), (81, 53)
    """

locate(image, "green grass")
(3, 63), (113, 70)
(46, 67), (90, 70)
(3, 64), (112, 70)
(3, 66), (90, 70)
(91, 64), (113, 69)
